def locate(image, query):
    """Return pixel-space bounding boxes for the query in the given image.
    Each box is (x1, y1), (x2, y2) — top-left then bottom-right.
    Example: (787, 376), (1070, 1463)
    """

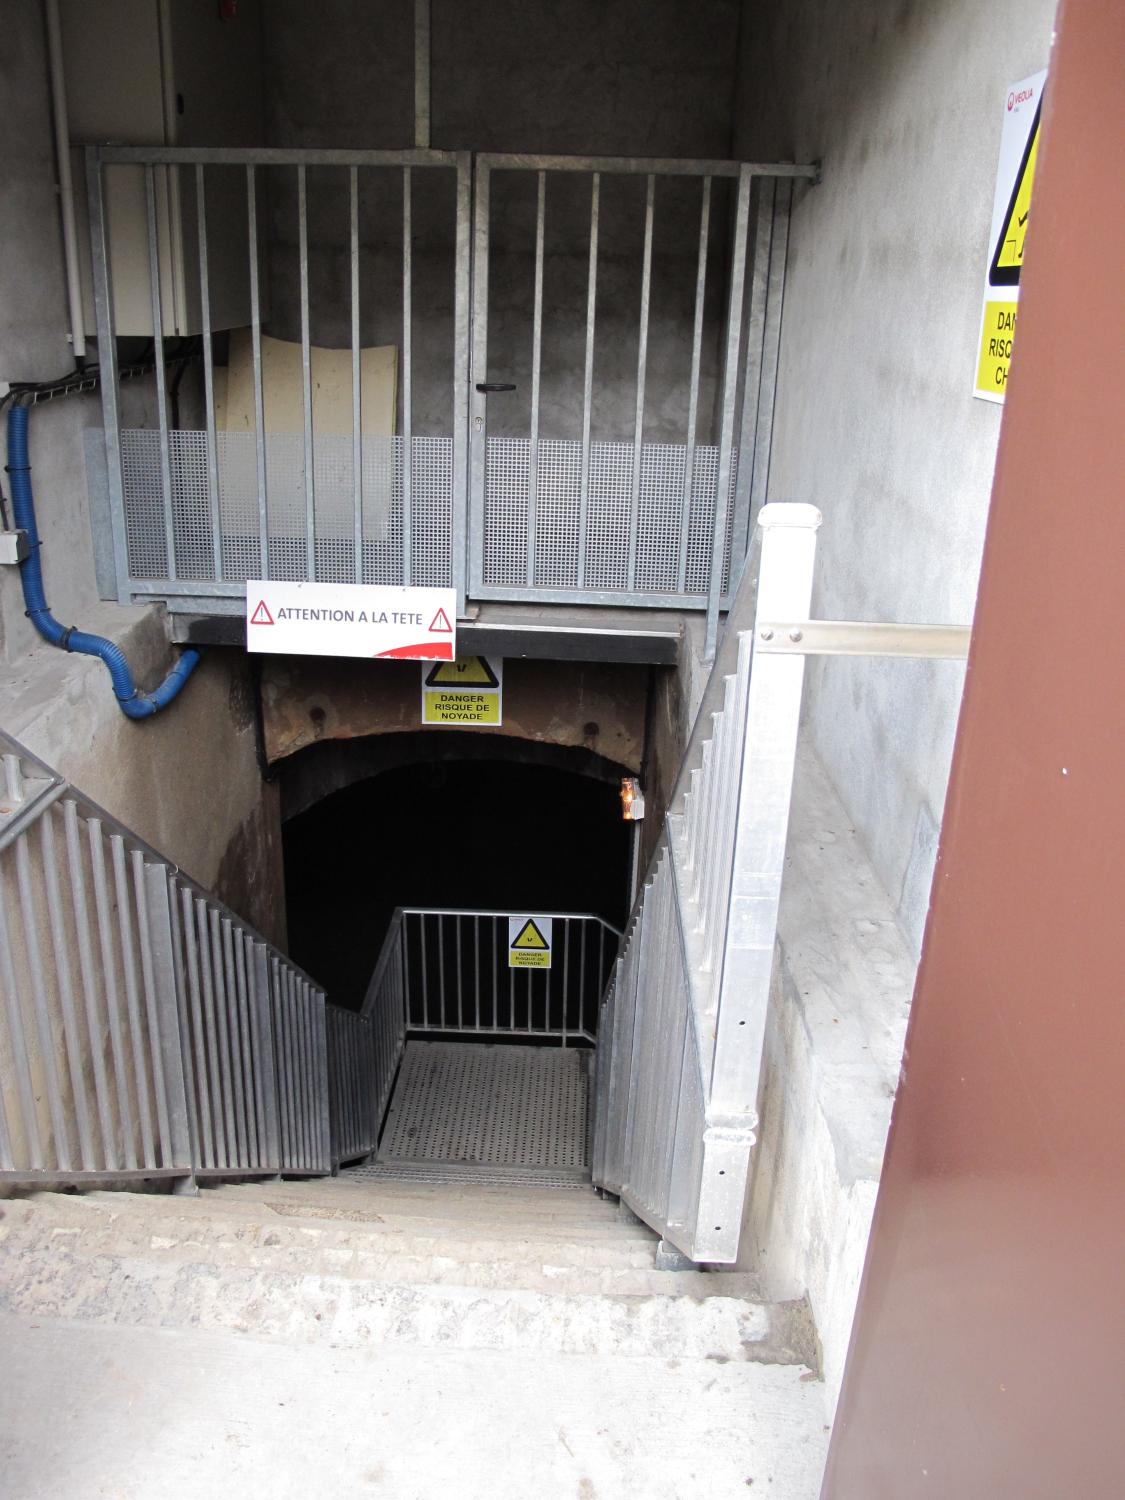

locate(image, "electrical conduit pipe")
(6, 404), (200, 718)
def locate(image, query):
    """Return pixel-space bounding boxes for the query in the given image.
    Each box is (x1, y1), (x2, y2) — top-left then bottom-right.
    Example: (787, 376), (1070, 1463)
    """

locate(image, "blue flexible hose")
(6, 403), (200, 719)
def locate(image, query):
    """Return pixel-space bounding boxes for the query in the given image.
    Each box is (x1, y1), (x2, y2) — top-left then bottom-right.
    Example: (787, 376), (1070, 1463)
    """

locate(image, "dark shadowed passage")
(283, 757), (631, 1009)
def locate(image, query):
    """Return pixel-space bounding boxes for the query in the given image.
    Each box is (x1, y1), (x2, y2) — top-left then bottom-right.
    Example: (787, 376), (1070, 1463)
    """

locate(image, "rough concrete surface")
(734, 0), (1059, 948)
(0, 1316), (829, 1500)
(0, 1177), (830, 1498)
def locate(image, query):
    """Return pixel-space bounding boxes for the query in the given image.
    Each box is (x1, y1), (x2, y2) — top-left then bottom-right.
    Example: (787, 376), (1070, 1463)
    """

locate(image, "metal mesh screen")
(119, 430), (452, 586)
(483, 438), (737, 595)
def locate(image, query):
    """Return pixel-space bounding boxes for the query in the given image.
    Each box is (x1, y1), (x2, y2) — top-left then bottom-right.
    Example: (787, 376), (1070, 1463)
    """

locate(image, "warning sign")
(421, 655), (503, 726)
(508, 915), (552, 970)
(245, 580), (456, 661)
(974, 70), (1046, 403)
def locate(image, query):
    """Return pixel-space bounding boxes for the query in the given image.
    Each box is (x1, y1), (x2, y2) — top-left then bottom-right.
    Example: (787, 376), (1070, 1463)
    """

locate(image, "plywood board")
(216, 328), (397, 436)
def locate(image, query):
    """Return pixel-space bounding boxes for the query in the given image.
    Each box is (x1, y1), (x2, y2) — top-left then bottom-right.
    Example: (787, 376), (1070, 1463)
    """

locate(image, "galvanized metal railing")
(0, 733), (329, 1186)
(591, 503), (973, 1263)
(84, 144), (814, 633)
(592, 504), (821, 1261)
(395, 908), (618, 1043)
(326, 909), (408, 1167)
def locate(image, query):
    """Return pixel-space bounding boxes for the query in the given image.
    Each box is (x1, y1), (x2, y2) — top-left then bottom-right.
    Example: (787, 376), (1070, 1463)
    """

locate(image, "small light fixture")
(620, 776), (645, 821)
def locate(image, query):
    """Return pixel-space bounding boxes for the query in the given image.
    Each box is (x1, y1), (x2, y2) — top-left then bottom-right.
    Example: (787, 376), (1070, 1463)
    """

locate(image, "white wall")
(735, 0), (1057, 948)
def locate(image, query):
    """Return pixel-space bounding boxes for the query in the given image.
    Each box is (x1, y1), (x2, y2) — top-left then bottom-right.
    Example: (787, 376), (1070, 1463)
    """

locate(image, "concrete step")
(2, 1196), (698, 1295)
(0, 1237), (808, 1364)
(0, 1191), (811, 1366)
(51, 1185), (658, 1247)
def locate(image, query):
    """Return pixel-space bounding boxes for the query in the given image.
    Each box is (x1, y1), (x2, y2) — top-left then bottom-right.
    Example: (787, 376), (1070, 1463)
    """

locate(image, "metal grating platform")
(378, 1042), (589, 1171)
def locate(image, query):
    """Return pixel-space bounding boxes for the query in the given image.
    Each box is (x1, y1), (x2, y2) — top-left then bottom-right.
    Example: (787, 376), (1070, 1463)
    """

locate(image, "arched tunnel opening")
(279, 733), (637, 1178)
(282, 740), (633, 1012)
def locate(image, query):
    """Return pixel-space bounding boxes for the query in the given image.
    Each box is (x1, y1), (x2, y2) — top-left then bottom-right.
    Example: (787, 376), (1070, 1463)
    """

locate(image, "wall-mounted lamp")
(620, 777), (645, 821)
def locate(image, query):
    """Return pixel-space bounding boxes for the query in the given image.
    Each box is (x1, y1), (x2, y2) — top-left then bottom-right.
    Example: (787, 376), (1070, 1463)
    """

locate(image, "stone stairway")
(0, 1177), (831, 1498)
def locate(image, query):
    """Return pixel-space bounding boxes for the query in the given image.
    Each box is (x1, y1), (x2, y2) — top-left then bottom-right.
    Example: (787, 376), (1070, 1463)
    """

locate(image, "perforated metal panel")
(346, 1161), (590, 1190)
(482, 438), (736, 595)
(379, 1041), (589, 1170)
(119, 430), (452, 586)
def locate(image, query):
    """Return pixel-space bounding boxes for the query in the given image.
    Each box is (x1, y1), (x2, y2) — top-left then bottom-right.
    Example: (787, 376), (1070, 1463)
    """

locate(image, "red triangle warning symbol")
(428, 608), (453, 634)
(250, 599), (274, 626)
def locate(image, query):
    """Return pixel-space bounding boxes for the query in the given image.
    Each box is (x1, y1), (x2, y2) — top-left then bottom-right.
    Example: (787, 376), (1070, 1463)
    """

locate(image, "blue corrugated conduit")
(6, 402), (200, 718)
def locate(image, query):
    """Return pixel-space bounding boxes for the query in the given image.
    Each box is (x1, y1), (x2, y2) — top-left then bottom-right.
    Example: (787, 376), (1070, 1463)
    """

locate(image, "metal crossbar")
(0, 733), (329, 1186)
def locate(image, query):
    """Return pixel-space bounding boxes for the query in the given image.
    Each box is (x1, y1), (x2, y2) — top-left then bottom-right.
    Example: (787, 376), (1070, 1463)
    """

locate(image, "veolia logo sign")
(1007, 85), (1036, 111)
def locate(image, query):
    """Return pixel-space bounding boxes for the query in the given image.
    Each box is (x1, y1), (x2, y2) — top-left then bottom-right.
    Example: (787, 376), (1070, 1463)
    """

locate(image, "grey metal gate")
(85, 146), (813, 630)
(469, 153), (814, 639)
(86, 144), (471, 615)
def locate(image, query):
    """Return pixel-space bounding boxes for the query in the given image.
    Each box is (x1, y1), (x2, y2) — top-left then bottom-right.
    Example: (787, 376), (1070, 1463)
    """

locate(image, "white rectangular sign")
(246, 580), (456, 661)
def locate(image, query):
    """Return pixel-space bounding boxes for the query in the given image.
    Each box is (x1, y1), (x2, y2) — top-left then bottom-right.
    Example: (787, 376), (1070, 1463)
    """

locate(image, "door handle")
(475, 382), (517, 394)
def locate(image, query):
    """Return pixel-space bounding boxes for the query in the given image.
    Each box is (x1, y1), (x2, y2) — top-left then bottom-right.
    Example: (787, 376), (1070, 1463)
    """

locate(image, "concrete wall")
(260, 0), (741, 441)
(0, 6), (285, 947)
(734, 0), (1058, 949)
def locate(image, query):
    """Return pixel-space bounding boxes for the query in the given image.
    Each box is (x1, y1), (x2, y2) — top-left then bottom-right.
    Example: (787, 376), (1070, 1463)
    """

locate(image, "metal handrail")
(0, 730), (329, 1186)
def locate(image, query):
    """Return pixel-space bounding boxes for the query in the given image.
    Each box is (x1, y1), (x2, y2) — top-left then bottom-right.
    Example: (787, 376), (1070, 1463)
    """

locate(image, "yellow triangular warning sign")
(425, 655), (499, 688)
(990, 107), (1040, 287)
(511, 918), (549, 951)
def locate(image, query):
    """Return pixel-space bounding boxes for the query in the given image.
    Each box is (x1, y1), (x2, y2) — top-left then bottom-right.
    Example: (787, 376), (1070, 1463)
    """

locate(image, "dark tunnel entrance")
(282, 749), (633, 1013)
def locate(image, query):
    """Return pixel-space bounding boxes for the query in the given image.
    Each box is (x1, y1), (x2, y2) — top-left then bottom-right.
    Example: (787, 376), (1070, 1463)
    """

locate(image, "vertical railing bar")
(437, 913), (446, 1027)
(0, 866), (43, 1168)
(298, 164), (316, 580)
(474, 914), (480, 1031)
(491, 914), (498, 1032)
(40, 809), (95, 1168)
(166, 878), (201, 1170)
(730, 177), (774, 571)
(509, 926), (515, 1031)
(678, 176), (712, 594)
(455, 916), (464, 1029)
(110, 836), (155, 1167)
(747, 181), (792, 536)
(350, 166), (363, 583)
(302, 981), (316, 1171)
(561, 918), (570, 1049)
(246, 165), (269, 575)
(402, 166), (414, 585)
(316, 992), (331, 1171)
(288, 973), (306, 1170)
(220, 919), (249, 1169)
(89, 823), (136, 1169)
(195, 899), (228, 1166)
(62, 801), (115, 1168)
(141, 863), (193, 1172)
(290, 977), (306, 1170)
(597, 924), (606, 1039)
(705, 164), (753, 658)
(85, 150), (129, 603)
(419, 913), (428, 1030)
(577, 172), (600, 589)
(627, 173), (656, 592)
(451, 153), (472, 613)
(234, 933), (261, 1168)
(195, 163), (223, 581)
(144, 164), (177, 580)
(271, 958), (292, 1168)
(527, 169), (546, 588)
(468, 162), (491, 598)
(180, 886), (214, 1169)
(253, 945), (280, 1171)
(579, 921), (588, 1044)
(401, 911), (412, 1029)
(279, 967), (298, 1169)
(208, 907), (238, 1165)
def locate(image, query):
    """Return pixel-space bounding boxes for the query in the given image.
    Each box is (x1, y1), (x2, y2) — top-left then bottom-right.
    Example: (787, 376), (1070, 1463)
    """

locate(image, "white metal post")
(708, 503), (821, 1120)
